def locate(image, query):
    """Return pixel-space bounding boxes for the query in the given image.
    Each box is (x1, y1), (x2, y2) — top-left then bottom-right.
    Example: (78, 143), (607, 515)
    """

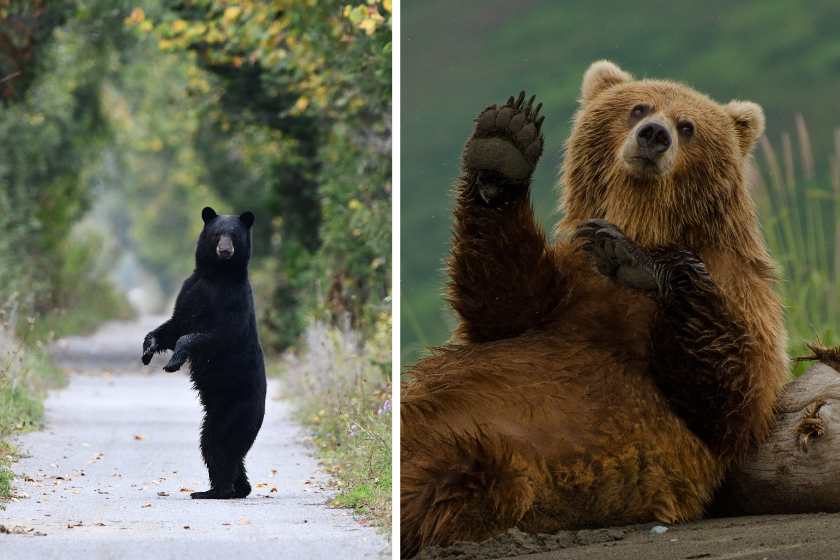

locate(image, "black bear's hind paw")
(573, 219), (659, 292)
(464, 91), (545, 197)
(191, 487), (235, 500)
(233, 481), (251, 499)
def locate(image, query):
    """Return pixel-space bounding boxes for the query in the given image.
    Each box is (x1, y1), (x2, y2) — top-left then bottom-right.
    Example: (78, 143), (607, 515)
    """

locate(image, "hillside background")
(401, 0), (840, 366)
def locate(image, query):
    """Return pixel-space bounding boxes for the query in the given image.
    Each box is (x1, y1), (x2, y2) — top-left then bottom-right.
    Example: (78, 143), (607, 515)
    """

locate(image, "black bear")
(142, 206), (267, 500)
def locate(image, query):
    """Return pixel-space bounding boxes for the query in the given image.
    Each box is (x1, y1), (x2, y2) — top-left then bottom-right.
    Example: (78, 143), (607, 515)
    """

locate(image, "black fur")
(142, 207), (266, 499)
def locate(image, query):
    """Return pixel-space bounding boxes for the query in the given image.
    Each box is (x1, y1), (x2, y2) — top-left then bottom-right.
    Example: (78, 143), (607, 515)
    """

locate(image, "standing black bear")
(142, 206), (267, 500)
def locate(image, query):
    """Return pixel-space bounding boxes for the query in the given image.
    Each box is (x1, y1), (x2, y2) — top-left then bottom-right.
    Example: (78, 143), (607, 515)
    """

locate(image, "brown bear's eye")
(679, 122), (695, 136)
(630, 104), (648, 118)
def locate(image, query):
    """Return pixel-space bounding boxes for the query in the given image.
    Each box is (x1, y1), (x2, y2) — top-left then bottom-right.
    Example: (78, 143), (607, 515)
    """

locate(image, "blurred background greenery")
(402, 0), (840, 368)
(0, 0), (392, 518)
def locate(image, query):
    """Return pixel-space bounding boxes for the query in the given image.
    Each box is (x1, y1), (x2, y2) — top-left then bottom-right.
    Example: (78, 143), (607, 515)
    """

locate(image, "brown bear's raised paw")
(464, 91), (545, 195)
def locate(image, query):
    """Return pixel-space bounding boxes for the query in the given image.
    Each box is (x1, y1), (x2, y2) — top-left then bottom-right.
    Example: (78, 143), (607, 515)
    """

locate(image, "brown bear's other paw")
(464, 91), (545, 193)
(573, 219), (659, 292)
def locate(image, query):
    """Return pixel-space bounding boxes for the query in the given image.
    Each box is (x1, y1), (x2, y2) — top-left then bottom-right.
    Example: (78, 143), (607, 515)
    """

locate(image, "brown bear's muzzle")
(216, 235), (235, 260)
(621, 117), (677, 177)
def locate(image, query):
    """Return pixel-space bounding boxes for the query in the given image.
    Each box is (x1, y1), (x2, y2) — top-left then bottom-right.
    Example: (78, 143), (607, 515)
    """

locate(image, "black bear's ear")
(239, 211), (255, 228)
(202, 207), (218, 224)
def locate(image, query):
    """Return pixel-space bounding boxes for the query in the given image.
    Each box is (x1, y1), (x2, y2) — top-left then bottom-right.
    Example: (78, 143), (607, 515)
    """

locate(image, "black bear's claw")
(464, 91), (546, 191)
(573, 219), (659, 293)
(141, 334), (157, 365)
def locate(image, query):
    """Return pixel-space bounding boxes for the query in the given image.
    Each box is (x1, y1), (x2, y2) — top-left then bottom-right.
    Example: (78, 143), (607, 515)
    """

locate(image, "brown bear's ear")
(580, 60), (633, 105)
(725, 101), (766, 157)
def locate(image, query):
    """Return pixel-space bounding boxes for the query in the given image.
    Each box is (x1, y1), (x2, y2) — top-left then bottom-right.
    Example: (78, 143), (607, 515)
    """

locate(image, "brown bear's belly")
(402, 330), (724, 538)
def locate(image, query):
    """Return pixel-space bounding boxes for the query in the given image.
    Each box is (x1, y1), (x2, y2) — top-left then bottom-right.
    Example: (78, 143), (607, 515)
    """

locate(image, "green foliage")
(279, 316), (392, 528)
(137, 0), (393, 348)
(0, 1), (135, 335)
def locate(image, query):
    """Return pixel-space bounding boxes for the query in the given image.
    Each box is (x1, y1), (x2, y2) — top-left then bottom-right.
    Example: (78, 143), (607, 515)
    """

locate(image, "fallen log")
(711, 351), (840, 516)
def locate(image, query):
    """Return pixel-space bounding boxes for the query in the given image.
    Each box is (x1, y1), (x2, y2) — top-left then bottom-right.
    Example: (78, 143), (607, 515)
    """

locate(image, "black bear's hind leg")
(193, 398), (261, 500)
(233, 467), (251, 499)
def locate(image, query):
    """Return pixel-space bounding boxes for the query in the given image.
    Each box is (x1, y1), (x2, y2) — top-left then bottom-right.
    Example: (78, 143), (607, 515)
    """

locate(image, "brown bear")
(400, 60), (789, 558)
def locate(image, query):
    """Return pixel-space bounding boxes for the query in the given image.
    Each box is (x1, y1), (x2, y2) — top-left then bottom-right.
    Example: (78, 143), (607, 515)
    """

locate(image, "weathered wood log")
(710, 359), (840, 516)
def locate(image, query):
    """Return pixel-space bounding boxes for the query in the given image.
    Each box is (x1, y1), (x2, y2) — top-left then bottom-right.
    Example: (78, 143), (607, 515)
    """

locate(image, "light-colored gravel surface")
(0, 317), (389, 559)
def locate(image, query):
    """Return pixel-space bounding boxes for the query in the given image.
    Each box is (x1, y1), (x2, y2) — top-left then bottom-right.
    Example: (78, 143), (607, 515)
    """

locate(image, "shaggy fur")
(142, 207), (267, 500)
(400, 61), (789, 557)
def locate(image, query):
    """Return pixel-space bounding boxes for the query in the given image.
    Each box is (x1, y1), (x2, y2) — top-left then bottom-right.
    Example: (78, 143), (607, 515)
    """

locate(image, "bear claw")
(573, 220), (659, 292)
(465, 91), (545, 188)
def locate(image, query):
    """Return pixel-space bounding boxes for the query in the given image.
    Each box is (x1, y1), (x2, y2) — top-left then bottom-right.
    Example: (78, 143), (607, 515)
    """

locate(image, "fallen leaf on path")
(256, 484), (267, 488)
(358, 520), (368, 524)
(222, 523), (231, 526)
(141, 504), (151, 508)
(157, 492), (168, 497)
(134, 435), (147, 440)
(341, 513), (348, 516)
(49, 464), (58, 468)
(269, 470), (276, 477)
(179, 488), (194, 492)
(94, 523), (105, 527)
(238, 518), (251, 525)
(270, 488), (277, 492)
(294, 520), (307, 524)
(183, 526), (190, 529)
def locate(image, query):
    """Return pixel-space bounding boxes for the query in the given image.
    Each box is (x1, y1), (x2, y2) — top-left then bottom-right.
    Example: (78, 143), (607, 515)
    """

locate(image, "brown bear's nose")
(636, 122), (672, 154)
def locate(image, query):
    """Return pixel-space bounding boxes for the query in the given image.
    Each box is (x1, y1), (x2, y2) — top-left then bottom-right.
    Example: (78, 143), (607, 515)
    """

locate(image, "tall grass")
(278, 314), (392, 529)
(0, 297), (64, 504)
(751, 116), (840, 363)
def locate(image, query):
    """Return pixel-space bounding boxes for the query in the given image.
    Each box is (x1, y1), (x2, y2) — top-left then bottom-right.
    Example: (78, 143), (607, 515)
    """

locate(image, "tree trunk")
(710, 360), (840, 516)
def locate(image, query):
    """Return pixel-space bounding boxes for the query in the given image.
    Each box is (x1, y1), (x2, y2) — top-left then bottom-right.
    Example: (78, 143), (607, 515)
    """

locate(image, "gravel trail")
(0, 316), (388, 559)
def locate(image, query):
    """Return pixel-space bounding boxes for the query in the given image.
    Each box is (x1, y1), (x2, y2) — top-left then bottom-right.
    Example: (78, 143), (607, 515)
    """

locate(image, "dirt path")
(0, 317), (388, 559)
(415, 514), (840, 560)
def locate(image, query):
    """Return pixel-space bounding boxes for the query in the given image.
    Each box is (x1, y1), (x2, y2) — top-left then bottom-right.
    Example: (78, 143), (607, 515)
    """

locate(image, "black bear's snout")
(636, 122), (672, 154)
(216, 235), (235, 260)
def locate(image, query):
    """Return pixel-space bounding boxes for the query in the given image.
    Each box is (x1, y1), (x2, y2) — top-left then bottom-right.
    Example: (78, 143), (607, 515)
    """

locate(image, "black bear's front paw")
(141, 333), (158, 365)
(464, 91), (545, 198)
(163, 351), (187, 372)
(572, 219), (659, 292)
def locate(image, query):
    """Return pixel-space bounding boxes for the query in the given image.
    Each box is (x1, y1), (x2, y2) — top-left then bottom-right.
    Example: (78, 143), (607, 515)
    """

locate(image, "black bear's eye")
(679, 122), (695, 136)
(630, 104), (648, 118)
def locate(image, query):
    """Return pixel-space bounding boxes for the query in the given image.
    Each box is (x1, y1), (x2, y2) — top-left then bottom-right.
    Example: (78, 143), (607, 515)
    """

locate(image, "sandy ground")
(0, 316), (390, 559)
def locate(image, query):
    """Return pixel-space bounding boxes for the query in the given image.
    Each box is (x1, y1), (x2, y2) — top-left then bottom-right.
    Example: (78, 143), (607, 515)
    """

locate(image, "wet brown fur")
(401, 61), (789, 557)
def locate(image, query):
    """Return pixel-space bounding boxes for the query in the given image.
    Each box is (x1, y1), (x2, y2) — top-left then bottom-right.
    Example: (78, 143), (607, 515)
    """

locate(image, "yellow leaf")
(238, 518), (251, 525)
(223, 6), (241, 23)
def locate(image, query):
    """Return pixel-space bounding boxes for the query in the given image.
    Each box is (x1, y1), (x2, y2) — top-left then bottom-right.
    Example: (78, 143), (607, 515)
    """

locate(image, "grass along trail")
(0, 317), (387, 559)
